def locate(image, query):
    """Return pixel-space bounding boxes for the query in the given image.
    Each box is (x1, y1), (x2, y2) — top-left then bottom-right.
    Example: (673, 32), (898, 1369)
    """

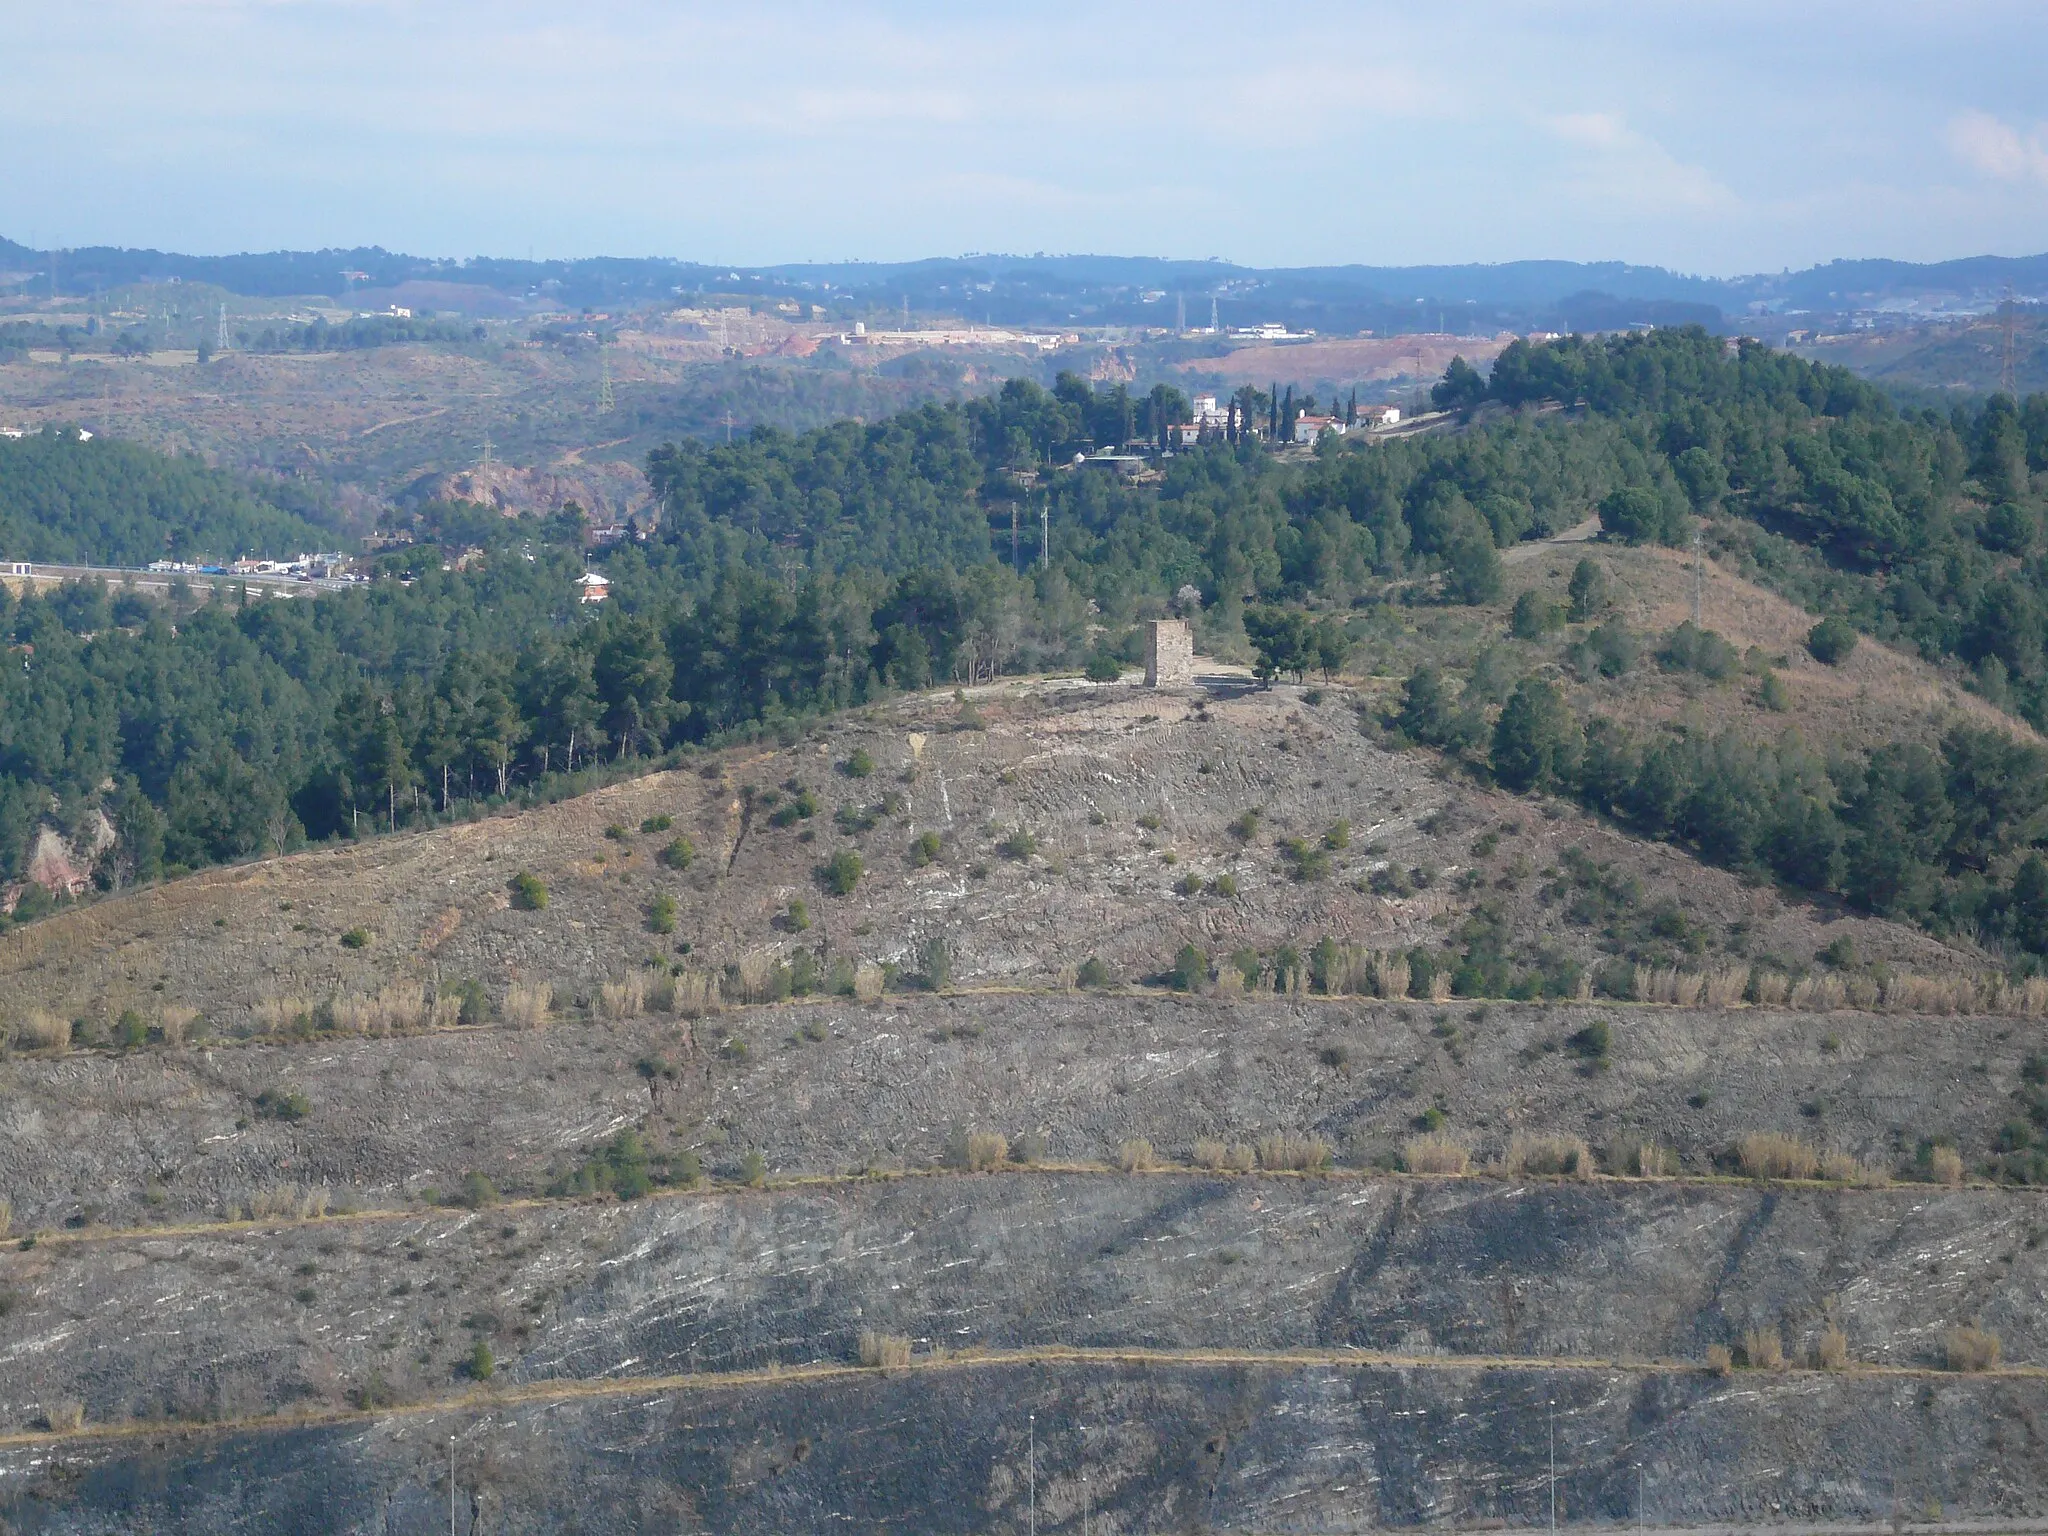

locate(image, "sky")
(2, 0), (2045, 276)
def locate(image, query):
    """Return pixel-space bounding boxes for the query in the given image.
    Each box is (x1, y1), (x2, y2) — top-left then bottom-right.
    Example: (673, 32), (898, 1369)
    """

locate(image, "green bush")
(1171, 944), (1209, 992)
(1076, 956), (1113, 988)
(604, 824), (628, 841)
(1323, 819), (1351, 851)
(1807, 615), (1858, 665)
(659, 836), (696, 870)
(998, 826), (1039, 860)
(254, 1087), (311, 1122)
(1510, 590), (1565, 640)
(910, 830), (943, 866)
(114, 1010), (148, 1049)
(785, 898), (811, 932)
(842, 747), (875, 778)
(1567, 558), (1610, 622)
(641, 814), (673, 833)
(509, 872), (548, 911)
(339, 928), (370, 949)
(1084, 652), (1123, 682)
(820, 848), (864, 895)
(467, 1341), (495, 1381)
(919, 936), (952, 991)
(648, 894), (679, 935)
(456, 1172), (499, 1209)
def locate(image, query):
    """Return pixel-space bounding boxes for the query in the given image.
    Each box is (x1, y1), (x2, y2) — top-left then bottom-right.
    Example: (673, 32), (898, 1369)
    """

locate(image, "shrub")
(1814, 1324), (1850, 1371)
(1208, 873), (1238, 897)
(1740, 1328), (1785, 1370)
(819, 849), (864, 895)
(339, 928), (371, 950)
(1170, 944), (1209, 992)
(509, 872), (548, 911)
(910, 830), (943, 867)
(1323, 819), (1351, 851)
(1510, 589), (1565, 640)
(1927, 1145), (1966, 1186)
(964, 1131), (1008, 1171)
(467, 1340), (495, 1381)
(659, 836), (696, 870)
(1402, 1133), (1471, 1174)
(1806, 615), (1858, 664)
(1759, 669), (1791, 711)
(998, 826), (1039, 860)
(1738, 1132), (1820, 1181)
(1084, 652), (1122, 682)
(641, 814), (673, 834)
(456, 1172), (499, 1210)
(1503, 1133), (1592, 1178)
(1116, 1138), (1158, 1172)
(254, 1087), (311, 1122)
(114, 1010), (148, 1049)
(1257, 1133), (1332, 1172)
(1608, 1138), (1679, 1177)
(1228, 809), (1261, 842)
(1945, 1325), (2001, 1372)
(40, 1400), (84, 1433)
(858, 1330), (912, 1371)
(1704, 1344), (1733, 1377)
(784, 898), (811, 933)
(739, 1149), (766, 1187)
(647, 894), (679, 935)
(1817, 1150), (1888, 1187)
(604, 824), (628, 842)
(1076, 956), (1113, 989)
(503, 981), (553, 1029)
(1567, 557), (1609, 622)
(842, 747), (875, 778)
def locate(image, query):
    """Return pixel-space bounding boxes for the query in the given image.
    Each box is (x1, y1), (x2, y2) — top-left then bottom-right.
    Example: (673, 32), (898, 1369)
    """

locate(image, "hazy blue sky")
(3, 1), (2045, 274)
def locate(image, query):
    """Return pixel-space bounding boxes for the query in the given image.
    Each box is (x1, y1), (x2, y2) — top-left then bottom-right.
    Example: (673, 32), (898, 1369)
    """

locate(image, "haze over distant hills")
(4, 236), (2044, 338)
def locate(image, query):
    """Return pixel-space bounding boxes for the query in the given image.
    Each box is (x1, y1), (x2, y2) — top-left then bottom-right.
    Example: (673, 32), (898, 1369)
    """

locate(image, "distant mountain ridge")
(4, 236), (2044, 335)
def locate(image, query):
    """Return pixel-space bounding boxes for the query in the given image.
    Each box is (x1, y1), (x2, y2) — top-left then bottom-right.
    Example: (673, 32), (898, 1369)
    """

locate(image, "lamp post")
(1548, 1398), (1557, 1534)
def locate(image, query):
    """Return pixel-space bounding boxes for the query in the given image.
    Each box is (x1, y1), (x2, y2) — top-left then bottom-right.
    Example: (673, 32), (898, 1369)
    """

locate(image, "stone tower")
(1145, 619), (1194, 687)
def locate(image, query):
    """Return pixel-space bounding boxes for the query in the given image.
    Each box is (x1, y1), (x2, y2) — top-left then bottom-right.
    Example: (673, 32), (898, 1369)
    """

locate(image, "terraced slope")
(1, 676), (2042, 1532)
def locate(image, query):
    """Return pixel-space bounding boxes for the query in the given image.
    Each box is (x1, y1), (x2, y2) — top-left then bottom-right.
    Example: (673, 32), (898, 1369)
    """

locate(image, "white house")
(577, 571), (611, 604)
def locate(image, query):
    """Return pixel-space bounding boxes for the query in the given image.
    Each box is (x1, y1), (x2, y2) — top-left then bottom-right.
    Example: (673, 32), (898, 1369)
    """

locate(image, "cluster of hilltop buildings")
(1170, 394), (1401, 448)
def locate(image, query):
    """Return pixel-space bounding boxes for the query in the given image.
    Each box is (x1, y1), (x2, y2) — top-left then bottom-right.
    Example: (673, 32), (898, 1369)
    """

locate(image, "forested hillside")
(0, 428), (335, 565)
(6, 331), (2048, 965)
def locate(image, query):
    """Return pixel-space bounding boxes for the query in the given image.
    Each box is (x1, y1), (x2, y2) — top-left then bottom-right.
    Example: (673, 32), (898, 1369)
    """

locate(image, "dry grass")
(41, 1400), (84, 1433)
(1814, 1324), (1850, 1371)
(1738, 1132), (1820, 1181)
(13, 1008), (69, 1053)
(1116, 1138), (1159, 1172)
(1700, 965), (1749, 1008)
(158, 1004), (200, 1045)
(1740, 1328), (1785, 1371)
(1402, 1132), (1471, 1174)
(1927, 1145), (1966, 1186)
(430, 992), (463, 1028)
(1749, 969), (1791, 1006)
(252, 995), (312, 1035)
(1817, 1150), (1889, 1187)
(1879, 972), (1978, 1015)
(1608, 1138), (1679, 1177)
(1704, 1344), (1733, 1377)
(1426, 971), (1453, 1002)
(1191, 1139), (1256, 1172)
(673, 969), (724, 1017)
(1634, 966), (1708, 1006)
(242, 1183), (330, 1222)
(1945, 1325), (2001, 1372)
(853, 962), (886, 1002)
(964, 1131), (1009, 1172)
(1373, 951), (1412, 1002)
(1212, 966), (1244, 999)
(1502, 1133), (1593, 1178)
(734, 951), (778, 1005)
(858, 1330), (912, 1371)
(1790, 973), (1848, 1011)
(1256, 1132), (1333, 1172)
(598, 973), (648, 1020)
(503, 982), (553, 1030)
(0, 1197), (10, 1239)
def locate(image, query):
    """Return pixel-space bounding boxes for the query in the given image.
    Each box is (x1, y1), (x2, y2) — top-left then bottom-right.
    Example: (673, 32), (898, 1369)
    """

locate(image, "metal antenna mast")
(1040, 500), (1049, 568)
(598, 352), (615, 413)
(216, 304), (230, 352)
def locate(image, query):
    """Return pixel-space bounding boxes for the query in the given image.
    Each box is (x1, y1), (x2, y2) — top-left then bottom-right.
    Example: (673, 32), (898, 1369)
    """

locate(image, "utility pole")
(1636, 1460), (1644, 1530)
(449, 1435), (457, 1536)
(480, 430), (493, 490)
(598, 351), (615, 413)
(1039, 501), (1049, 568)
(1690, 522), (1704, 628)
(1028, 1414), (1035, 1536)
(1011, 503), (1020, 571)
